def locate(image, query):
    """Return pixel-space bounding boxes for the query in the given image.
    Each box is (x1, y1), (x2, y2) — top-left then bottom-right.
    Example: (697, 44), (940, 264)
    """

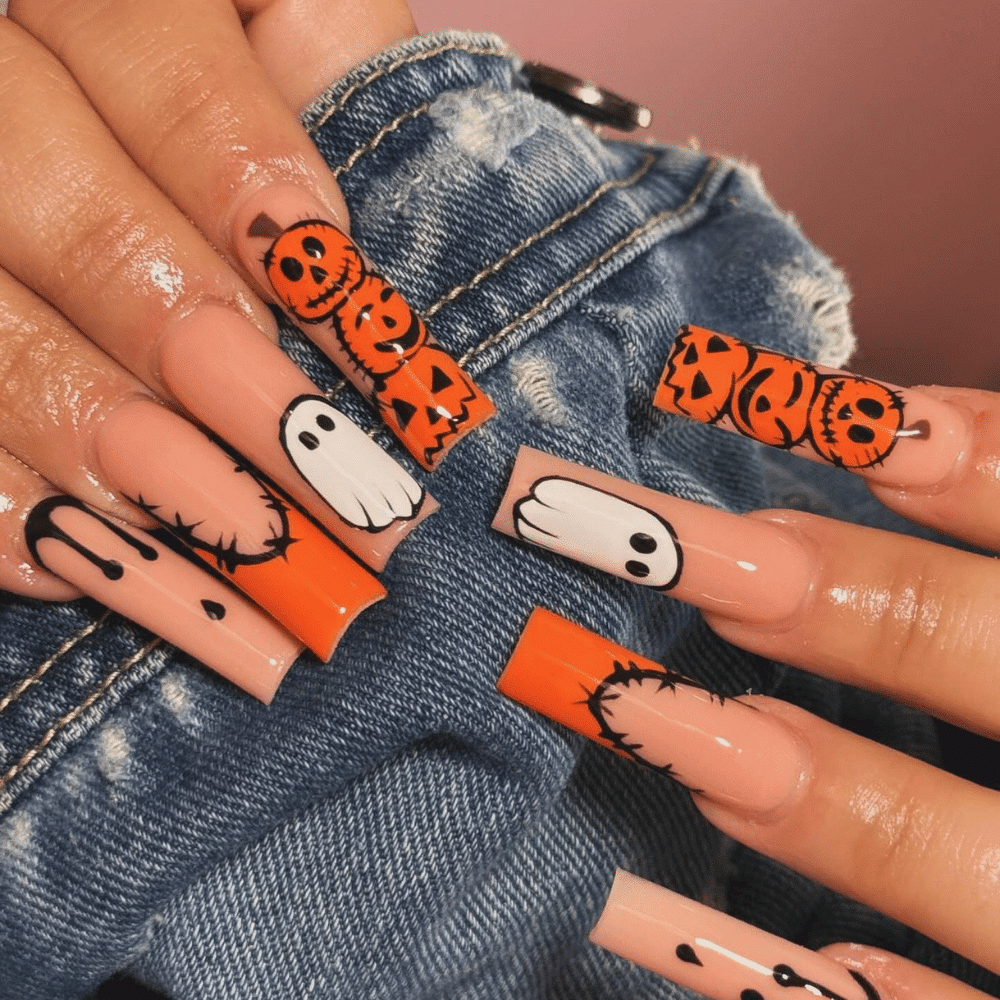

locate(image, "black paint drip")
(26, 495), (158, 580)
(675, 943), (702, 966)
(772, 962), (882, 999)
(201, 600), (227, 621)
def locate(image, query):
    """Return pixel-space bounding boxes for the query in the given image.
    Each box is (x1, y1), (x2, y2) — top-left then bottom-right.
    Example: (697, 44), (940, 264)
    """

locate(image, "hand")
(0, 0), (430, 699)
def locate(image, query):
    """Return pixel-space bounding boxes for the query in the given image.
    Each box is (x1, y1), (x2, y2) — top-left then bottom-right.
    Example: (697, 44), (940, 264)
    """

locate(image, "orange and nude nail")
(236, 186), (494, 471)
(494, 446), (813, 625)
(498, 608), (806, 815)
(95, 399), (385, 660)
(592, 870), (883, 1000)
(655, 324), (967, 488)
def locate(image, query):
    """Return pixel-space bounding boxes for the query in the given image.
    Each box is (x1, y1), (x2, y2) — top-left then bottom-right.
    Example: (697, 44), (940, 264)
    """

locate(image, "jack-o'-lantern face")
(655, 325), (752, 423)
(810, 376), (904, 468)
(263, 220), (364, 324)
(731, 350), (817, 448)
(333, 273), (429, 378)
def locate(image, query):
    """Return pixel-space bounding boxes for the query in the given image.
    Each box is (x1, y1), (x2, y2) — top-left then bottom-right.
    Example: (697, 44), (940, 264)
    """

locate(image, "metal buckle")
(522, 61), (652, 132)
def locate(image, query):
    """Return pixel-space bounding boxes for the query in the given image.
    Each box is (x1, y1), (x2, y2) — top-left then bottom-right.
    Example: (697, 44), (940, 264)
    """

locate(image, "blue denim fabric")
(0, 30), (997, 1000)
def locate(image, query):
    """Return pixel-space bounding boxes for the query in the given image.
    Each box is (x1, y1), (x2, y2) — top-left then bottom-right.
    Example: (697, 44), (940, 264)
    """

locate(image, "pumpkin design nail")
(655, 325), (967, 488)
(237, 190), (494, 471)
(591, 870), (883, 1000)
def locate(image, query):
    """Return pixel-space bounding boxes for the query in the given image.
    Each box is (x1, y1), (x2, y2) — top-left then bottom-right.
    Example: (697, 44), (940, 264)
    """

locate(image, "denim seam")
(329, 103), (433, 180)
(0, 611), (110, 716)
(0, 637), (160, 795)
(305, 38), (514, 134)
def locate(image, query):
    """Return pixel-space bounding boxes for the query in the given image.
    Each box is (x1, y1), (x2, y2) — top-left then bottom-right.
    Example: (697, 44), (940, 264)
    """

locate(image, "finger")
(0, 21), (433, 567)
(694, 699), (1000, 975)
(703, 510), (1000, 737)
(821, 944), (994, 1000)
(0, 447), (304, 702)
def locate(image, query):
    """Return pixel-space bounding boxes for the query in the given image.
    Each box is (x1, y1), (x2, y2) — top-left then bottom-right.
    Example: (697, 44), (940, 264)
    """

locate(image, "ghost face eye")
(625, 560), (650, 578)
(629, 532), (657, 554)
(316, 413), (335, 432)
(302, 236), (326, 259)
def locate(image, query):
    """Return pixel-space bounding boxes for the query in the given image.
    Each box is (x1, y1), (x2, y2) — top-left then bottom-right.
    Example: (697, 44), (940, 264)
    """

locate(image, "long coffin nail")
(25, 495), (302, 703)
(159, 303), (436, 572)
(493, 446), (813, 624)
(95, 398), (386, 659)
(591, 870), (883, 1000)
(655, 325), (969, 488)
(498, 608), (807, 814)
(234, 186), (495, 471)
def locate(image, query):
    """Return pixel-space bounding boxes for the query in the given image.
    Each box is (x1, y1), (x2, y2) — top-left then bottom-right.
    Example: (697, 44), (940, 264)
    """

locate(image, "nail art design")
(512, 477), (683, 589)
(245, 210), (494, 471)
(279, 394), (425, 530)
(654, 326), (969, 488)
(591, 870), (882, 1000)
(96, 400), (387, 660)
(498, 608), (806, 814)
(25, 495), (303, 702)
(494, 446), (813, 625)
(159, 304), (434, 572)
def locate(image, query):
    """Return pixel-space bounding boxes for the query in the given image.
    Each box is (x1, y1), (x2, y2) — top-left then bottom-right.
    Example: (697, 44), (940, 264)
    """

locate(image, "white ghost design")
(513, 477), (682, 589)
(280, 395), (424, 530)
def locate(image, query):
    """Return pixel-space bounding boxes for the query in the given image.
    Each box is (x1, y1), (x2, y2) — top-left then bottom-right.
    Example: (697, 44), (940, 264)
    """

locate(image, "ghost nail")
(233, 186), (495, 471)
(159, 304), (435, 571)
(591, 870), (883, 1000)
(95, 398), (386, 659)
(26, 495), (302, 703)
(493, 446), (813, 624)
(498, 608), (808, 814)
(655, 325), (969, 488)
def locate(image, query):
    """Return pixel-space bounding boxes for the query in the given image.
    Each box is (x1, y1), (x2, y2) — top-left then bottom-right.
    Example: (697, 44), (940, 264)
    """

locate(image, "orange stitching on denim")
(307, 38), (512, 134)
(424, 153), (658, 320)
(0, 612), (110, 716)
(329, 103), (432, 180)
(460, 156), (724, 366)
(0, 638), (160, 794)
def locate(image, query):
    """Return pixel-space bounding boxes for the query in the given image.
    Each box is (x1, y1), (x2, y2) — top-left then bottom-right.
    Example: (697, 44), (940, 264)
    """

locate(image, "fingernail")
(94, 398), (386, 659)
(493, 446), (813, 625)
(655, 325), (969, 488)
(159, 303), (436, 572)
(25, 495), (303, 703)
(234, 185), (495, 471)
(498, 608), (807, 814)
(591, 869), (884, 1000)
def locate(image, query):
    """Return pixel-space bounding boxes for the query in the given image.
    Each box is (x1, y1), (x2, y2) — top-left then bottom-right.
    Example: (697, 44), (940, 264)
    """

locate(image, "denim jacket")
(1, 30), (996, 1000)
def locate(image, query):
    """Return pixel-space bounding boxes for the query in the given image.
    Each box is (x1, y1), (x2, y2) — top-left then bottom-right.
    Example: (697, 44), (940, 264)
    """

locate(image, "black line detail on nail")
(772, 962), (882, 999)
(675, 943), (702, 966)
(26, 495), (159, 580)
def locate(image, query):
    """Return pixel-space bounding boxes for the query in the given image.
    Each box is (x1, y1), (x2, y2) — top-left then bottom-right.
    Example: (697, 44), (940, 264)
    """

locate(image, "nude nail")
(655, 325), (969, 488)
(159, 303), (436, 571)
(591, 870), (883, 1000)
(234, 185), (495, 471)
(25, 495), (302, 703)
(493, 446), (813, 625)
(498, 608), (807, 814)
(95, 398), (386, 659)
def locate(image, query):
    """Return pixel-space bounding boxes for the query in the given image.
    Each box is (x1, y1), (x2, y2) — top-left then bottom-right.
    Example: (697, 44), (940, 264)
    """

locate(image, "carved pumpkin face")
(263, 220), (363, 324)
(731, 350), (817, 448)
(333, 273), (429, 378)
(655, 324), (751, 423)
(810, 376), (904, 468)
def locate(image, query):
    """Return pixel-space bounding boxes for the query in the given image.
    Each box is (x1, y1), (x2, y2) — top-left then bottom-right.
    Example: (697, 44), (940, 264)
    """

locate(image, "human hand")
(494, 342), (1000, 994)
(0, 0), (477, 700)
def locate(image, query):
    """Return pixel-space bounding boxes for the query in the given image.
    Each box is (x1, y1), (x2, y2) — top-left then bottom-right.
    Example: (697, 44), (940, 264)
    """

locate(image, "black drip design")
(741, 991), (765, 1000)
(25, 495), (158, 580)
(772, 962), (882, 1000)
(201, 600), (227, 621)
(675, 943), (702, 966)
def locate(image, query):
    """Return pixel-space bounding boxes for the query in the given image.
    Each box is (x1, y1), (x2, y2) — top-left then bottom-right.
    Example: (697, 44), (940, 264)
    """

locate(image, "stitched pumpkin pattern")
(656, 325), (907, 470)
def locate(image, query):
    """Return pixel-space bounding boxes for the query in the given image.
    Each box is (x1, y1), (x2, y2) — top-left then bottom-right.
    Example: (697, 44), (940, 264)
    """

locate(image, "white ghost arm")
(513, 477), (681, 589)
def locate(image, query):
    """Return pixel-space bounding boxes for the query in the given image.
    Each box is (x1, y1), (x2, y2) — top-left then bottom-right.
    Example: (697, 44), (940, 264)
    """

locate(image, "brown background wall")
(409, 0), (1000, 389)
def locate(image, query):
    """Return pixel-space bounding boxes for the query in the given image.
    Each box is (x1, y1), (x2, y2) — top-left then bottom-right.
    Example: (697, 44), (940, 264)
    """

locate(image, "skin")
(0, 2), (992, 995)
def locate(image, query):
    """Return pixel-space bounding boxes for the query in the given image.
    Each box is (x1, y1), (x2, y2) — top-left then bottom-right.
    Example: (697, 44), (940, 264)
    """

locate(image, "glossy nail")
(591, 870), (883, 1000)
(159, 303), (435, 571)
(95, 398), (386, 659)
(26, 495), (302, 703)
(234, 185), (495, 471)
(498, 608), (807, 814)
(493, 446), (813, 624)
(655, 325), (969, 488)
